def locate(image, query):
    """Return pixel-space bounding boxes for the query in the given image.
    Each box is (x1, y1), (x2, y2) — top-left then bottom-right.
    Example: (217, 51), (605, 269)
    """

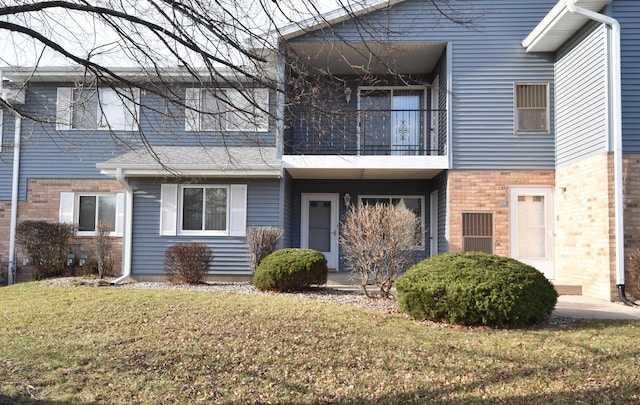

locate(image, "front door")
(301, 193), (339, 270)
(509, 187), (554, 279)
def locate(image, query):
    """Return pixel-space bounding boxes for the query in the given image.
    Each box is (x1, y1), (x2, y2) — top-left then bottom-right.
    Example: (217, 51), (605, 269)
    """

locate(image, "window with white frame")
(514, 83), (549, 133)
(160, 183), (247, 237)
(359, 195), (425, 248)
(185, 87), (269, 132)
(56, 87), (140, 131)
(59, 192), (124, 236)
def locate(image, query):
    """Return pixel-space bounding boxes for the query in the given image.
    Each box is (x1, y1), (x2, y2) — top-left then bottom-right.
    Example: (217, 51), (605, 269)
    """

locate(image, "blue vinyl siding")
(613, 0), (640, 152)
(0, 82), (277, 201)
(555, 22), (607, 167)
(433, 171), (448, 254)
(289, 0), (557, 169)
(128, 178), (281, 275)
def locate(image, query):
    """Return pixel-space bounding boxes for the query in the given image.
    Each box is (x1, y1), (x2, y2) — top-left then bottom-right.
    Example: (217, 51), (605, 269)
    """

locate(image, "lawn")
(1, 282), (640, 404)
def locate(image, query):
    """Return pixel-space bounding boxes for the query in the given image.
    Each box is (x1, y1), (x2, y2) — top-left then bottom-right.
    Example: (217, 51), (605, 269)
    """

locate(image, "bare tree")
(340, 203), (421, 298)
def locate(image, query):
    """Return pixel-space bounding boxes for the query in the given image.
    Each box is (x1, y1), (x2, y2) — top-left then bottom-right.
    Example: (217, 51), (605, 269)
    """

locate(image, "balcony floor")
(283, 154), (448, 180)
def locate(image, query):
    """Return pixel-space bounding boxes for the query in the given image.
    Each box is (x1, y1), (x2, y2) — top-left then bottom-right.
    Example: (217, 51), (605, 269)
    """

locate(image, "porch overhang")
(97, 146), (282, 178)
(283, 155), (448, 180)
(522, 0), (612, 52)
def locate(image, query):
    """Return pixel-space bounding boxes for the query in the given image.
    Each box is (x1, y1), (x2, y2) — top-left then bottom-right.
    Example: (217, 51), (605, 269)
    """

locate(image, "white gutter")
(7, 112), (21, 285)
(112, 168), (133, 284)
(565, 1), (626, 289)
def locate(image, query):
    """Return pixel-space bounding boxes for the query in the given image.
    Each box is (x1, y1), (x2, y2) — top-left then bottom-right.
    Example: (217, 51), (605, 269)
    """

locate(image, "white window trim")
(160, 183), (247, 237)
(59, 191), (124, 237)
(184, 87), (269, 132)
(56, 87), (140, 131)
(358, 194), (426, 250)
(514, 82), (550, 134)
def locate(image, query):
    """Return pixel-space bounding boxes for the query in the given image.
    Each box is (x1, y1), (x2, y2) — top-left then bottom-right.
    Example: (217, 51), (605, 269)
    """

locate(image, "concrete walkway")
(326, 273), (640, 320)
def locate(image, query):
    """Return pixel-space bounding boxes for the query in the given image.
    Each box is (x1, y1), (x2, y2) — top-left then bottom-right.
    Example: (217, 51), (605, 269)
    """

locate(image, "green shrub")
(164, 243), (214, 285)
(15, 220), (76, 280)
(253, 248), (327, 292)
(396, 252), (558, 327)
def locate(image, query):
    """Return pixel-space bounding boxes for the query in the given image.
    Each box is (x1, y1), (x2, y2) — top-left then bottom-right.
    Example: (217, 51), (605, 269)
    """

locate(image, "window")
(514, 83), (549, 133)
(359, 195), (425, 248)
(59, 192), (124, 236)
(160, 183), (247, 237)
(181, 186), (228, 234)
(56, 87), (140, 131)
(359, 87), (426, 155)
(462, 212), (493, 254)
(185, 87), (269, 132)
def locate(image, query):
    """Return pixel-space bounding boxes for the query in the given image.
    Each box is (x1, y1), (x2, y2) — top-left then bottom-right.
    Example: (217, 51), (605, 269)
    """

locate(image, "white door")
(301, 193), (339, 270)
(509, 187), (554, 279)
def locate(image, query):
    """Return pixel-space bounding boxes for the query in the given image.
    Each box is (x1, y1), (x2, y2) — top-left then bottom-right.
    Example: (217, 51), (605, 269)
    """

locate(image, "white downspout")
(565, 1), (631, 301)
(7, 112), (22, 285)
(112, 168), (133, 284)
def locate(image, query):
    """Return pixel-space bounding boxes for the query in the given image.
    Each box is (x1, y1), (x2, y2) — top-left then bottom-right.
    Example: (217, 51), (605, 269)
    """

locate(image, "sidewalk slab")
(552, 295), (640, 320)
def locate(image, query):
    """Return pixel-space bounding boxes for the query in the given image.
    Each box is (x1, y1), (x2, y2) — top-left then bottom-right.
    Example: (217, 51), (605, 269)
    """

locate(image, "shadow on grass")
(0, 393), (98, 405)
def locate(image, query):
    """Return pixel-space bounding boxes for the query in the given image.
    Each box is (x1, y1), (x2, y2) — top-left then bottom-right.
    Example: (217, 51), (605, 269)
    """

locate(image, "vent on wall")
(462, 212), (494, 254)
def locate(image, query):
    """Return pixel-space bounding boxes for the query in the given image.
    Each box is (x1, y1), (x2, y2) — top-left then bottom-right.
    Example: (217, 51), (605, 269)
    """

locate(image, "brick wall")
(623, 154), (640, 299)
(555, 153), (615, 300)
(1, 179), (124, 282)
(447, 170), (555, 257)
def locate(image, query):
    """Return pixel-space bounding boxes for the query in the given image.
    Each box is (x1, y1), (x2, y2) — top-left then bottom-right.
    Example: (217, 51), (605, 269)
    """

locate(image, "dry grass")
(1, 282), (640, 404)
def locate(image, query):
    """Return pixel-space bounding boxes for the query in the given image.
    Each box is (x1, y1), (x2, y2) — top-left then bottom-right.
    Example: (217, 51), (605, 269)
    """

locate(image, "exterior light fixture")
(344, 87), (352, 103)
(343, 193), (351, 207)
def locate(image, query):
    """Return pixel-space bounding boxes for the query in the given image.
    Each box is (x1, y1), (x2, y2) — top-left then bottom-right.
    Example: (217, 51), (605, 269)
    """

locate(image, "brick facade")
(1, 179), (124, 283)
(447, 169), (555, 257)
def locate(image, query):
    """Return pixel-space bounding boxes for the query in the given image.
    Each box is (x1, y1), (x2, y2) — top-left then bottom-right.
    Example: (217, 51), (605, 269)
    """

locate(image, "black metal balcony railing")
(288, 108), (446, 156)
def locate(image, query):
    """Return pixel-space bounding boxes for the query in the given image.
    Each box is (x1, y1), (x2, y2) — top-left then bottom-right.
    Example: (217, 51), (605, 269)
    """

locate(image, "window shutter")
(115, 192), (125, 236)
(160, 184), (178, 236)
(229, 184), (247, 236)
(254, 88), (269, 131)
(98, 88), (124, 130)
(185, 88), (201, 131)
(59, 192), (75, 223)
(56, 87), (73, 130)
(0, 109), (3, 152)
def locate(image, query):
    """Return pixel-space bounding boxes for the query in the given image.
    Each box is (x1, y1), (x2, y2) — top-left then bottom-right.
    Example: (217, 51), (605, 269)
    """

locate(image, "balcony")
(287, 108), (446, 157)
(284, 107), (448, 180)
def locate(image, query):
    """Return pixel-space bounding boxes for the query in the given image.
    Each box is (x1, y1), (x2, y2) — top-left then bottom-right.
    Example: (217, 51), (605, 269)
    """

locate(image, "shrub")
(253, 248), (327, 292)
(95, 220), (113, 279)
(340, 203), (420, 298)
(15, 220), (76, 279)
(396, 252), (558, 327)
(164, 243), (214, 285)
(246, 226), (284, 272)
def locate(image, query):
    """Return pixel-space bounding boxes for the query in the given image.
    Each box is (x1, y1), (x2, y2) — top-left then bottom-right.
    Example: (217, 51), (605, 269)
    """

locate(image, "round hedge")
(253, 248), (328, 292)
(396, 252), (558, 327)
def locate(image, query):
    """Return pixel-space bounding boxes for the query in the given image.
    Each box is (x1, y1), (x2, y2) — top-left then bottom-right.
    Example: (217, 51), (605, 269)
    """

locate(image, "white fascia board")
(283, 154), (449, 170)
(99, 167), (282, 178)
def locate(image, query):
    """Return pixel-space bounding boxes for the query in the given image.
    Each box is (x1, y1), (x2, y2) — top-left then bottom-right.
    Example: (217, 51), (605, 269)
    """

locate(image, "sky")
(0, 0), (361, 68)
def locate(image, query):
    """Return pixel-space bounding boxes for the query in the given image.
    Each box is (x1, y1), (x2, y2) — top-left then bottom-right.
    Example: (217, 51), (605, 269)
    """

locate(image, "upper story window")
(514, 83), (549, 134)
(59, 192), (124, 236)
(185, 87), (269, 132)
(56, 87), (140, 131)
(359, 195), (425, 248)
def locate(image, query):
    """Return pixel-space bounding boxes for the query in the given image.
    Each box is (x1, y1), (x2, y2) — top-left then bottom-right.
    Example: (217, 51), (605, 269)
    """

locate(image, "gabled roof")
(97, 146), (281, 178)
(523, 0), (613, 52)
(275, 0), (406, 41)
